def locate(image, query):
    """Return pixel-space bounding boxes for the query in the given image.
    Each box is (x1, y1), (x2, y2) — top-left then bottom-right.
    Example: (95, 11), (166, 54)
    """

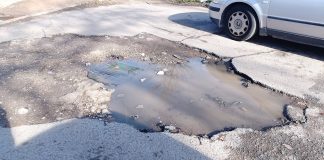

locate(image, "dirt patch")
(0, 33), (216, 127)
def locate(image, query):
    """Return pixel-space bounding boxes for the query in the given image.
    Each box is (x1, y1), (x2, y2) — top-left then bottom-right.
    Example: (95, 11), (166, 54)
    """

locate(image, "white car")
(209, 0), (324, 47)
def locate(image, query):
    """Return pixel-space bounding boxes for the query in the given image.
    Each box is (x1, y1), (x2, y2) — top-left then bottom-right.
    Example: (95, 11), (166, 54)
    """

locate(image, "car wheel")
(224, 5), (258, 41)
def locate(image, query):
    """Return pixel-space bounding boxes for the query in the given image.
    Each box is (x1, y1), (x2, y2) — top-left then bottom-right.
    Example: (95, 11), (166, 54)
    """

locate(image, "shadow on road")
(0, 106), (15, 154)
(169, 12), (324, 61)
(0, 106), (210, 159)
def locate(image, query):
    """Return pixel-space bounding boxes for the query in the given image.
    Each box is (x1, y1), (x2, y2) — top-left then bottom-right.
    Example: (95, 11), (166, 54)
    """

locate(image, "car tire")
(224, 5), (258, 41)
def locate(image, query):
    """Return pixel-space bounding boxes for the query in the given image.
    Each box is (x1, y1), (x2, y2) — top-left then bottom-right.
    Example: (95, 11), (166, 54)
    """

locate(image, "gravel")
(284, 105), (307, 123)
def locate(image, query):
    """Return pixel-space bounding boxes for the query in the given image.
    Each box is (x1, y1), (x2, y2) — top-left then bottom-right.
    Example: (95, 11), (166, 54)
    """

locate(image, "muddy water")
(88, 58), (291, 135)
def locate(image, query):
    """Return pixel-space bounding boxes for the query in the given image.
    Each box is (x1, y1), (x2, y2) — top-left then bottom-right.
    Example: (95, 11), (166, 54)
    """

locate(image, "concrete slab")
(1, 110), (323, 160)
(181, 34), (274, 57)
(232, 51), (324, 104)
(0, 119), (247, 160)
(0, 0), (23, 8)
(0, 3), (273, 58)
(0, 3), (323, 103)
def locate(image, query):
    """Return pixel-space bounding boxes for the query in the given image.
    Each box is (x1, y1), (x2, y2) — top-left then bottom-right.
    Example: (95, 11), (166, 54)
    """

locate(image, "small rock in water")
(143, 56), (150, 61)
(201, 59), (209, 64)
(136, 104), (144, 109)
(130, 115), (139, 119)
(241, 79), (250, 88)
(101, 109), (110, 114)
(90, 107), (97, 113)
(165, 125), (176, 131)
(156, 121), (164, 128)
(117, 94), (125, 98)
(240, 107), (248, 112)
(111, 55), (124, 60)
(140, 78), (146, 83)
(241, 82), (249, 88)
(164, 125), (180, 133)
(232, 101), (242, 106)
(226, 68), (234, 73)
(284, 105), (306, 123)
(205, 55), (212, 60)
(17, 107), (29, 115)
(157, 71), (164, 75)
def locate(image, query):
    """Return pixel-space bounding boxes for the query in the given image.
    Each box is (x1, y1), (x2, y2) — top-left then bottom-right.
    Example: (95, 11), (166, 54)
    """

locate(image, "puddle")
(88, 58), (291, 135)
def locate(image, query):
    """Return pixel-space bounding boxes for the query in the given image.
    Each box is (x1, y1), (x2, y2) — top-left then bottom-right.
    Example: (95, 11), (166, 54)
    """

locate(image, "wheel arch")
(221, 1), (264, 34)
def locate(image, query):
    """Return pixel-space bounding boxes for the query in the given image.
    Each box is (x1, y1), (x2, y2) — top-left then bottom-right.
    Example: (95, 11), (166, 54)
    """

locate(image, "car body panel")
(209, 0), (324, 47)
(267, 0), (324, 39)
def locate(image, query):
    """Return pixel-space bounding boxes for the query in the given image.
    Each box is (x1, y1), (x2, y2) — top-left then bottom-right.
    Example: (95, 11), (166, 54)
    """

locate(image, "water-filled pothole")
(88, 58), (292, 135)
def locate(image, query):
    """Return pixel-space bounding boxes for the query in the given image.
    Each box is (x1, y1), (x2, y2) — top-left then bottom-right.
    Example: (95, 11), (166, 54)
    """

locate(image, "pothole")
(0, 33), (304, 134)
(88, 58), (293, 135)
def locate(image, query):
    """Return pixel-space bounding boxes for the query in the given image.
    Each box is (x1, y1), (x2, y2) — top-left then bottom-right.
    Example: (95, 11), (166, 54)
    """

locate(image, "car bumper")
(209, 2), (222, 27)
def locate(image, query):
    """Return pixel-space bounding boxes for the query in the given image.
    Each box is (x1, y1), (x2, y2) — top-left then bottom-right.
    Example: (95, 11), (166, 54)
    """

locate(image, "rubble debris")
(283, 105), (306, 123)
(164, 125), (177, 132)
(131, 115), (139, 119)
(172, 54), (188, 62)
(241, 79), (250, 88)
(111, 55), (124, 60)
(101, 109), (110, 114)
(17, 107), (29, 115)
(157, 71), (165, 75)
(140, 78), (146, 83)
(283, 144), (293, 150)
(136, 105), (144, 109)
(143, 56), (150, 61)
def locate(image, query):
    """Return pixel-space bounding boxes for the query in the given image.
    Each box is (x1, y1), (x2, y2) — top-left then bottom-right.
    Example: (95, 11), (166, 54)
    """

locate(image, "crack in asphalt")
(180, 33), (214, 42)
(231, 50), (277, 59)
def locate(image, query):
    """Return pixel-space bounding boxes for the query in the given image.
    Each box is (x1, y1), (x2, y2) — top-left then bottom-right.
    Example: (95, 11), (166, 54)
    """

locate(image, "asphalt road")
(0, 1), (323, 160)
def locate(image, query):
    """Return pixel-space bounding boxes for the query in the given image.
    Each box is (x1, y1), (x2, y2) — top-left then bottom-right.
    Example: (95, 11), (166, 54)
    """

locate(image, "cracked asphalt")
(1, 2), (323, 104)
(0, 1), (324, 159)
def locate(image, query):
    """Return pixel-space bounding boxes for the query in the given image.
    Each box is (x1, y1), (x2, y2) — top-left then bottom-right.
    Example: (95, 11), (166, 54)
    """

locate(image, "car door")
(266, 0), (324, 41)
